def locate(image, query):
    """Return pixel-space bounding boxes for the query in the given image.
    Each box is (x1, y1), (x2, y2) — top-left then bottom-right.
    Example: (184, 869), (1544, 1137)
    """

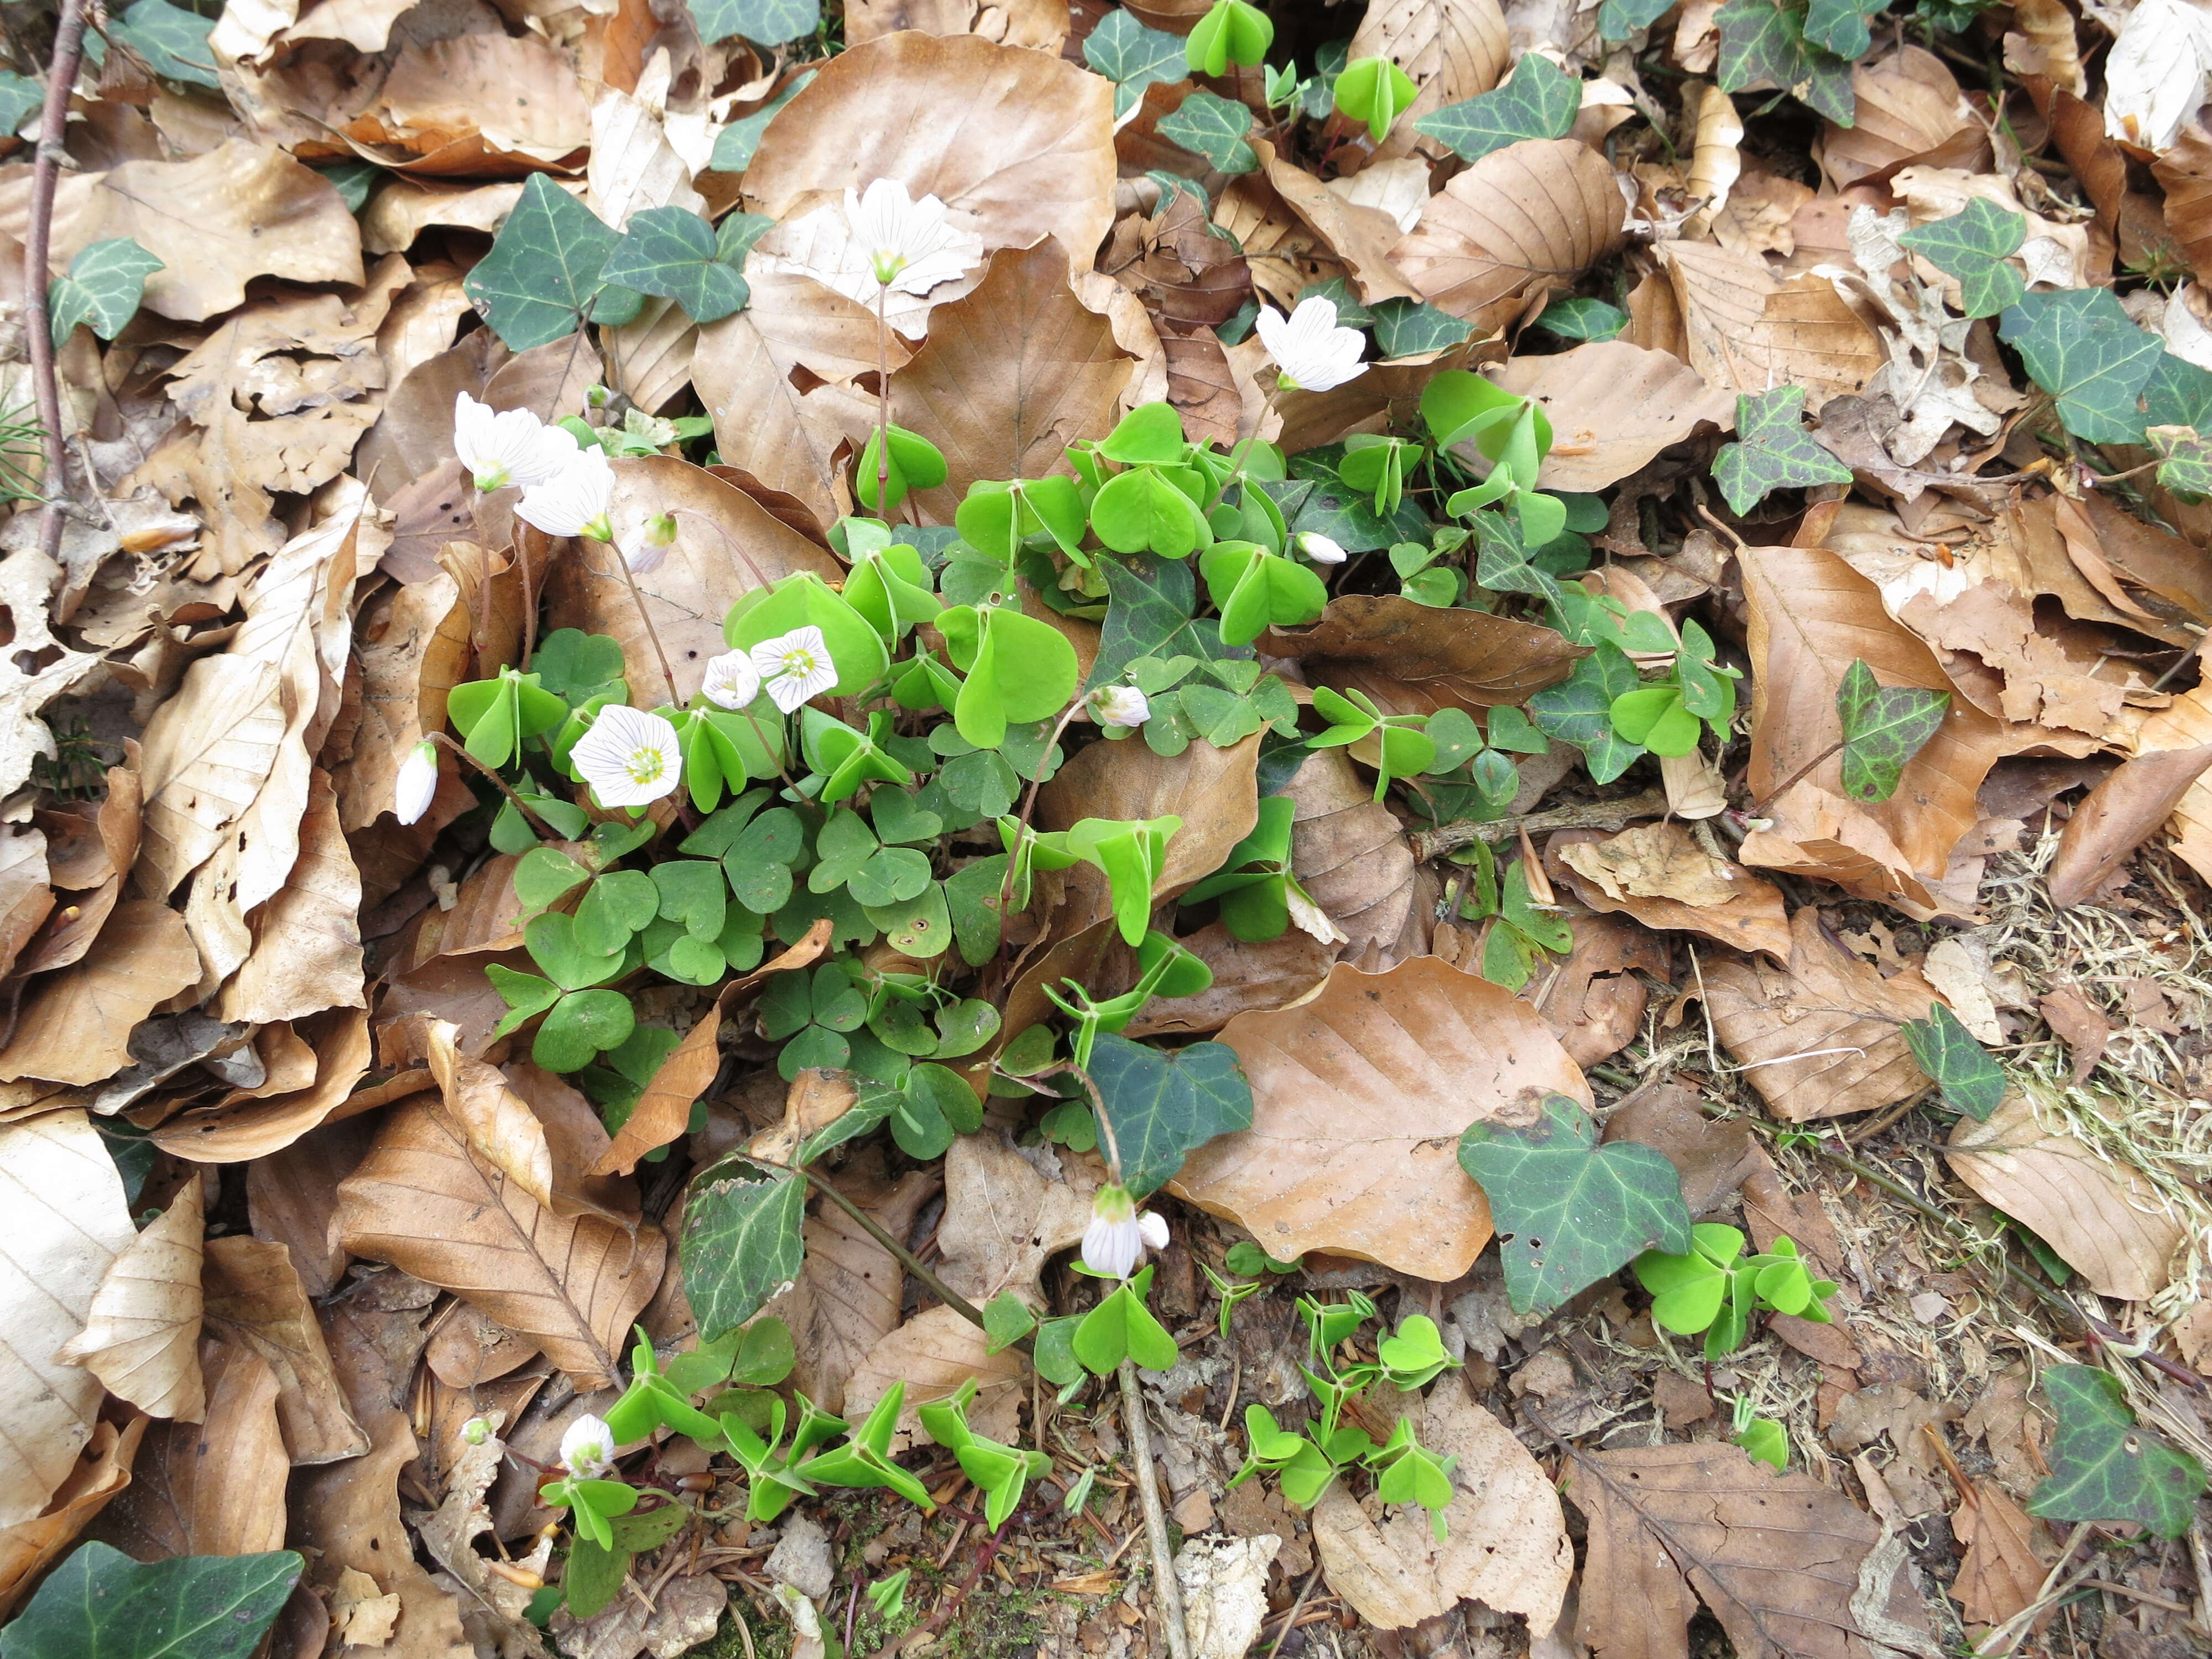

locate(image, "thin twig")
(1746, 737), (1846, 819)
(427, 733), (566, 839)
(1410, 786), (1669, 862)
(1118, 1359), (1190, 1659)
(1262, 1564), (1327, 1659)
(25, 0), (90, 565)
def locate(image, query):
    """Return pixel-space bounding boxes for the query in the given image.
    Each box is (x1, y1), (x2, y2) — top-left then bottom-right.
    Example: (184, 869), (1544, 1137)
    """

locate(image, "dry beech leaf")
(1121, 921), (1339, 1039)
(1698, 906), (1940, 1123)
(1948, 1478), (2050, 1632)
(201, 1234), (367, 1464)
(1603, 1083), (1760, 1219)
(361, 177), (525, 256)
(331, 568), (471, 833)
(1176, 957), (1590, 1279)
(0, 900), (200, 1087)
(1348, 0), (1511, 159)
(132, 654), (288, 901)
(221, 769), (365, 1025)
(152, 1007), (374, 1164)
(1254, 141), (1422, 304)
(2153, 124), (2212, 289)
(1945, 1092), (2185, 1300)
(335, 1097), (665, 1391)
(1651, 241), (1885, 409)
(245, 1115), (380, 1301)
(1487, 341), (1738, 493)
(91, 1335), (287, 1560)
(0, 1418), (145, 1622)
(543, 456), (842, 706)
(1562, 1436), (1937, 1659)
(0, 1111), (138, 1528)
(1390, 139), (1626, 327)
(1524, 912), (1671, 1069)
(743, 32), (1115, 282)
(57, 1176), (207, 1423)
(1553, 823), (1791, 961)
(1818, 47), (1987, 189)
(2046, 744), (2212, 906)
(1682, 82), (1744, 240)
(2127, 684), (2212, 888)
(1315, 1376), (1571, 1630)
(421, 1017), (560, 1208)
(1282, 748), (1420, 966)
(1262, 593), (1587, 713)
(892, 241), (1138, 525)
(356, 331), (604, 512)
(593, 1002), (722, 1177)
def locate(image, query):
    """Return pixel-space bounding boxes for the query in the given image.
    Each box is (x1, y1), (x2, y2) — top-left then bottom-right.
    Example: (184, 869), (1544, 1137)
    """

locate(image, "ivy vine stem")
(24, 0), (91, 564)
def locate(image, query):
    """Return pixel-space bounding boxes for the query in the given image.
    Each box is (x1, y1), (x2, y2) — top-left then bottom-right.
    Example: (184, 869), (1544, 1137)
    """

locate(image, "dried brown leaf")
(57, 1176), (207, 1422)
(0, 1418), (144, 1621)
(201, 1234), (368, 1463)
(1948, 1478), (2050, 1632)
(1282, 748), (1420, 966)
(1651, 241), (1884, 409)
(1488, 341), (1737, 493)
(1390, 139), (1627, 327)
(1262, 593), (1586, 713)
(2046, 744), (2212, 906)
(1817, 48), (1987, 189)
(0, 901), (200, 1086)
(91, 1335), (286, 1559)
(1554, 823), (1791, 960)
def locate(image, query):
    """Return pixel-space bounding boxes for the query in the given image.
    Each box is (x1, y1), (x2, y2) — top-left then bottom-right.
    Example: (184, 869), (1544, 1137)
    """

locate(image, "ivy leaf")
(1896, 197), (2026, 319)
(1414, 53), (1579, 163)
(112, 0), (221, 88)
(0, 1542), (302, 1659)
(690, 0), (821, 46)
(1536, 296), (1627, 341)
(1457, 1095), (1692, 1316)
(1084, 9), (1190, 119)
(1801, 0), (1874, 58)
(1835, 658), (1948, 803)
(46, 238), (164, 349)
(1998, 288), (2161, 445)
(680, 1160), (807, 1339)
(1159, 88), (1258, 174)
(0, 72), (40, 137)
(1093, 554), (1240, 687)
(1529, 642), (1644, 784)
(2141, 349), (2212, 430)
(1709, 386), (1853, 514)
(463, 174), (619, 350)
(1714, 0), (1856, 127)
(1368, 297), (1474, 359)
(709, 70), (812, 173)
(1597, 0), (1677, 38)
(2147, 425), (2212, 499)
(598, 206), (750, 324)
(1087, 1034), (1254, 1198)
(1901, 1001), (2006, 1121)
(2030, 1366), (2206, 1539)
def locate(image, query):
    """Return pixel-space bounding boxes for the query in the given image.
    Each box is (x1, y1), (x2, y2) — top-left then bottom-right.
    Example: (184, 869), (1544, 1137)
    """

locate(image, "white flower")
(394, 740), (439, 825)
(750, 625), (838, 713)
(1082, 1183), (1171, 1280)
(1255, 296), (1368, 393)
(569, 705), (682, 808)
(559, 1413), (617, 1478)
(623, 512), (677, 575)
(453, 393), (572, 493)
(700, 649), (762, 711)
(843, 178), (983, 297)
(516, 446), (615, 542)
(1089, 685), (1151, 729)
(1296, 531), (1348, 565)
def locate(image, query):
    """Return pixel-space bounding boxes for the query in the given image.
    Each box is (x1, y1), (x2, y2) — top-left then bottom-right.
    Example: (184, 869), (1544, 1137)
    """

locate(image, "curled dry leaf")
(0, 1418), (144, 1621)
(1817, 47), (1988, 190)
(152, 1006), (374, 1164)
(1682, 82), (1745, 241)
(1122, 921), (1339, 1039)
(1602, 1083), (1760, 1220)
(1175, 957), (1590, 1279)
(1487, 341), (1738, 493)
(201, 1234), (368, 1464)
(1283, 748), (1426, 968)
(1389, 139), (1627, 327)
(90, 1335), (287, 1559)
(0, 900), (201, 1087)
(1698, 906), (1942, 1123)
(1254, 142), (1421, 305)
(56, 1176), (207, 1423)
(1651, 241), (1885, 409)
(0, 1111), (137, 1528)
(1313, 1375), (1572, 1631)
(220, 769), (365, 1026)
(1553, 823), (1792, 961)
(2045, 744), (2212, 906)
(1262, 593), (1586, 713)
(1519, 912), (1670, 1070)
(2128, 682), (2212, 888)
(1945, 1091), (2185, 1301)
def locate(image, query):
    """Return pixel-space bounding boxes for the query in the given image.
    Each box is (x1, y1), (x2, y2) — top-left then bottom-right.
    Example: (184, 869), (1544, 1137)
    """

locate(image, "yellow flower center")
(776, 648), (820, 677)
(623, 747), (667, 786)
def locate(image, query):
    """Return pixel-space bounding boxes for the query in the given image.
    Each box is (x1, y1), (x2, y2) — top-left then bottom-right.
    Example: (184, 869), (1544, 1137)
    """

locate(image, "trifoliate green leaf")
(1999, 288), (2161, 445)
(599, 206), (750, 324)
(0, 1543), (301, 1659)
(1158, 88), (1258, 174)
(1414, 52), (1579, 163)
(1084, 9), (1190, 119)
(465, 174), (619, 349)
(2030, 1366), (2206, 1539)
(1457, 1094), (1692, 1316)
(1900, 1000), (2006, 1121)
(1710, 386), (1854, 513)
(1836, 658), (1948, 803)
(46, 238), (163, 349)
(1715, 0), (1856, 127)
(690, 0), (820, 46)
(1896, 197), (2026, 319)
(112, 0), (221, 88)
(1088, 1034), (1254, 1198)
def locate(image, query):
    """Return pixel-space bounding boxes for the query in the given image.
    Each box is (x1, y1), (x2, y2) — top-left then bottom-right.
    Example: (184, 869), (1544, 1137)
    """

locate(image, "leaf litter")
(7, 2), (2212, 1658)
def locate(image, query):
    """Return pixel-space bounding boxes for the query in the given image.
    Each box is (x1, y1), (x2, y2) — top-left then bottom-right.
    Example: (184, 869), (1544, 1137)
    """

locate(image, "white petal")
(1253, 305), (1290, 359)
(1287, 295), (1339, 346)
(570, 705), (681, 807)
(1083, 1215), (1142, 1280)
(393, 743), (439, 825)
(1138, 1211), (1170, 1251)
(701, 650), (761, 711)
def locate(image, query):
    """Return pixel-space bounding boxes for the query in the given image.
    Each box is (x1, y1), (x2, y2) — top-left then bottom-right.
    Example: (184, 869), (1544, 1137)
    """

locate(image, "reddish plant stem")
(25, 0), (91, 565)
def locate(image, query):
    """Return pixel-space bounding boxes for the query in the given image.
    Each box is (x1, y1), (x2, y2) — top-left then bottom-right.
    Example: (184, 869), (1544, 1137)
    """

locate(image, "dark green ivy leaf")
(0, 1543), (301, 1659)
(1088, 1033), (1254, 1198)
(1597, 0), (1677, 39)
(690, 0), (821, 46)
(1536, 296), (1628, 341)
(1299, 276), (1373, 328)
(1414, 52), (1579, 163)
(1998, 288), (2161, 445)
(1158, 88), (1258, 174)
(1370, 296), (1475, 358)
(0, 72), (40, 137)
(1835, 658), (1948, 803)
(1529, 642), (1644, 784)
(1084, 9), (1190, 119)
(599, 206), (751, 324)
(1800, 0), (1874, 58)
(2030, 1365), (2206, 1539)
(47, 238), (164, 349)
(112, 0), (221, 89)
(679, 1160), (806, 1339)
(1091, 554), (1241, 689)
(1900, 1000), (2006, 1121)
(1896, 197), (2026, 319)
(1714, 0), (1856, 127)
(2147, 425), (2212, 499)
(464, 174), (620, 350)
(315, 159), (383, 214)
(709, 71), (813, 172)
(1457, 1095), (1692, 1316)
(2140, 349), (2212, 430)
(1710, 386), (1854, 514)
